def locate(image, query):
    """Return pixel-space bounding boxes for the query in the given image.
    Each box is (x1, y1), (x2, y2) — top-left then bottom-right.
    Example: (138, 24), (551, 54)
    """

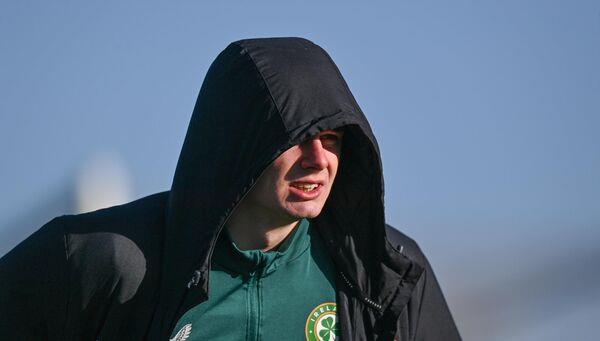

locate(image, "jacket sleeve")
(0, 216), (69, 340)
(385, 225), (461, 341)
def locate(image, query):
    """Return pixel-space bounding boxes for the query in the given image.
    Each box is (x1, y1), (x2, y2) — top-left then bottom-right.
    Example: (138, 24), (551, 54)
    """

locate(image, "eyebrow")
(322, 129), (344, 135)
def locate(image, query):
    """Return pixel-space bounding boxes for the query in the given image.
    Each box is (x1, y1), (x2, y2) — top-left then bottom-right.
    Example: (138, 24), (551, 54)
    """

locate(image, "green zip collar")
(213, 218), (311, 277)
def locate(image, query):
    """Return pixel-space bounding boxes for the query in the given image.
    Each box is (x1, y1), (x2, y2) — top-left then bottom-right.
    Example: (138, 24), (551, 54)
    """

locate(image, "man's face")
(243, 129), (344, 221)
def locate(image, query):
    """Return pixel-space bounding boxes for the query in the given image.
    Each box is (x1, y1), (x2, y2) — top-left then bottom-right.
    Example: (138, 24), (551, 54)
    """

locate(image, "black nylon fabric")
(0, 37), (461, 341)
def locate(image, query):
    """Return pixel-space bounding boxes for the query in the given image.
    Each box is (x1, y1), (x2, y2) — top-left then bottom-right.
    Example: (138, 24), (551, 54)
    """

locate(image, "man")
(0, 37), (460, 340)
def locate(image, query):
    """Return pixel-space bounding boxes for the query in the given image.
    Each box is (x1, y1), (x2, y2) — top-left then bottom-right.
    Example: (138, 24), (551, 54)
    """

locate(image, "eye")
(319, 134), (342, 151)
(320, 134), (340, 141)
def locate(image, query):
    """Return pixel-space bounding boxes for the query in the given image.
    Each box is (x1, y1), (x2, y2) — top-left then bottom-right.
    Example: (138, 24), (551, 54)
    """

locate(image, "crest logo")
(170, 323), (192, 341)
(305, 302), (338, 341)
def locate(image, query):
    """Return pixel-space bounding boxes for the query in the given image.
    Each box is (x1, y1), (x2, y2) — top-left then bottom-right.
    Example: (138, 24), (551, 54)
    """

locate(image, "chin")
(286, 204), (324, 219)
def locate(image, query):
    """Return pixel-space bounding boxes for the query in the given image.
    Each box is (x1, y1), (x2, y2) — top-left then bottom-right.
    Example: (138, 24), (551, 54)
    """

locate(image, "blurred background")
(1, 1), (598, 340)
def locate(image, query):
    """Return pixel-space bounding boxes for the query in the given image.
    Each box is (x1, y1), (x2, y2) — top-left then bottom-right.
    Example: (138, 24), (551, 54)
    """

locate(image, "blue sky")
(1, 2), (599, 339)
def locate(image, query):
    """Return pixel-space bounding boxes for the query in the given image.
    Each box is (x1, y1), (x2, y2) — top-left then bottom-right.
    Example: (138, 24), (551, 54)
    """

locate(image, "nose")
(300, 138), (329, 170)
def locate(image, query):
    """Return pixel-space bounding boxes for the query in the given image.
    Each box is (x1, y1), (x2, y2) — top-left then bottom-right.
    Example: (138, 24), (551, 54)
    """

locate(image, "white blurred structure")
(0, 151), (133, 256)
(75, 152), (133, 214)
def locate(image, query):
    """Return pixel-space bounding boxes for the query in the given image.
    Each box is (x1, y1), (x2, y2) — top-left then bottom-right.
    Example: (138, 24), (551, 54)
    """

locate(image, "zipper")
(171, 193), (247, 338)
(321, 222), (384, 312)
(339, 271), (383, 311)
(175, 168), (272, 337)
(246, 272), (262, 340)
(184, 171), (267, 289)
(186, 168), (270, 289)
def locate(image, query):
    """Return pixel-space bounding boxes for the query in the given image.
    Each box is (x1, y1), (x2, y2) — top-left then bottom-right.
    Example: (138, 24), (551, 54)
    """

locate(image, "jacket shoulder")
(384, 223), (427, 268)
(385, 223), (462, 340)
(59, 191), (169, 302)
(62, 190), (168, 232)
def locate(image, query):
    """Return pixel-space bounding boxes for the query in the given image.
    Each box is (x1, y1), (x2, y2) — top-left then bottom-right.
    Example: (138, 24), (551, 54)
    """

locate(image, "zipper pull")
(187, 269), (204, 289)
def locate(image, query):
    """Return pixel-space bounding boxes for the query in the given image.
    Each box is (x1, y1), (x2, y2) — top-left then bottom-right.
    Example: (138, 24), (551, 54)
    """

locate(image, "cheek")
(329, 158), (340, 180)
(263, 166), (287, 199)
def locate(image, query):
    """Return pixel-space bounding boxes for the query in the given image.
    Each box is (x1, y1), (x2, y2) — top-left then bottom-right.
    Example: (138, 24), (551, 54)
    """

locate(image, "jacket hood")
(153, 37), (423, 337)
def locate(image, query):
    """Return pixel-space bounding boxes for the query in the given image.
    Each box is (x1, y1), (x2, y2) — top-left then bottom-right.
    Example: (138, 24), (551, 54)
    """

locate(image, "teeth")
(293, 183), (319, 192)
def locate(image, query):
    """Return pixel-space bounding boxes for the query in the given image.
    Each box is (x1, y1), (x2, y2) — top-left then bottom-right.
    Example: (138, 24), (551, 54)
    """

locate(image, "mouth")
(289, 182), (324, 199)
(290, 182), (321, 192)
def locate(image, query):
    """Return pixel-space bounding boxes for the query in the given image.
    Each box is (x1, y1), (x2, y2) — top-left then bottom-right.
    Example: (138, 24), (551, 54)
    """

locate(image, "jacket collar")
(213, 218), (311, 277)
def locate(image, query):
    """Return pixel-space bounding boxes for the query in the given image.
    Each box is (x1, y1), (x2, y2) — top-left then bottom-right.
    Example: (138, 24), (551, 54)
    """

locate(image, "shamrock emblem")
(318, 316), (338, 341)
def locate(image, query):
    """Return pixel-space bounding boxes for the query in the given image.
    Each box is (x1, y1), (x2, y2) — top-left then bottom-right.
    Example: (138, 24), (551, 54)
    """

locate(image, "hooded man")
(0, 37), (461, 340)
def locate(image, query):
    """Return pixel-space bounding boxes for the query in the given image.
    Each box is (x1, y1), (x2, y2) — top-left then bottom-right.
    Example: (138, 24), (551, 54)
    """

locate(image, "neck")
(225, 202), (301, 252)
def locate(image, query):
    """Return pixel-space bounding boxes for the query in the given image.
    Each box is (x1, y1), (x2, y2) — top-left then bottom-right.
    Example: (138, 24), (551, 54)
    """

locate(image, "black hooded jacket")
(0, 37), (461, 340)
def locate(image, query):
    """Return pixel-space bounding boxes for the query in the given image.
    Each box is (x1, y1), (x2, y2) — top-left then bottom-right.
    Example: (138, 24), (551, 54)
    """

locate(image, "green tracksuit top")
(169, 218), (339, 341)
